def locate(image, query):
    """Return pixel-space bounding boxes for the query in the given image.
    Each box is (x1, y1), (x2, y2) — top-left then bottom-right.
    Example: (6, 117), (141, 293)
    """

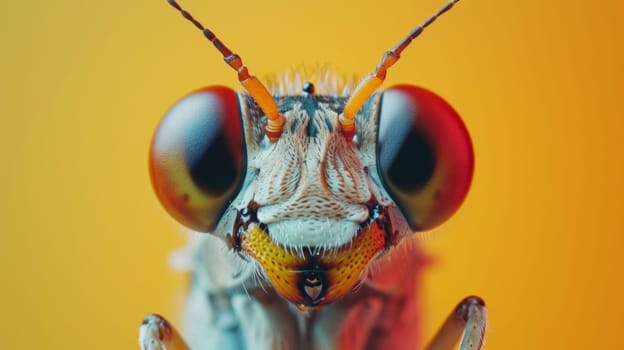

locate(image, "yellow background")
(2, 0), (623, 349)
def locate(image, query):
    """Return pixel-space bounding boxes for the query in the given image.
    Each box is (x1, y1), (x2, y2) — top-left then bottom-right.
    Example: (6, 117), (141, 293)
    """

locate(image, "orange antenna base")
(339, 0), (460, 141)
(167, 0), (285, 142)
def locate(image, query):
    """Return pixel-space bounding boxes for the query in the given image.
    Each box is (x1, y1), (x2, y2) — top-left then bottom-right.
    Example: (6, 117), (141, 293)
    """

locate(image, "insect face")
(149, 0), (472, 307)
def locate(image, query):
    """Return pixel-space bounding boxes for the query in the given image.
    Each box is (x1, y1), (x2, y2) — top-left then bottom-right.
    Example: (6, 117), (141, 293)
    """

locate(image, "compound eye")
(377, 85), (474, 231)
(149, 86), (245, 232)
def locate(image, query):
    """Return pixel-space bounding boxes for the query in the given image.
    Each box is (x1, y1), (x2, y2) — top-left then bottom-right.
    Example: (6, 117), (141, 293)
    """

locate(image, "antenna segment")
(167, 0), (285, 142)
(339, 0), (461, 141)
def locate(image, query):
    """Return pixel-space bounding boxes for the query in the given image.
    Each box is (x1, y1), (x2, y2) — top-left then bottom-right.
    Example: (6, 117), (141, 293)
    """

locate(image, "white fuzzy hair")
(266, 67), (358, 96)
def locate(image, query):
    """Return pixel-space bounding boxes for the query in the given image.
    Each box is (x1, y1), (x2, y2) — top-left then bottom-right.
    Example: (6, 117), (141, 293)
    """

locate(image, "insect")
(140, 0), (487, 349)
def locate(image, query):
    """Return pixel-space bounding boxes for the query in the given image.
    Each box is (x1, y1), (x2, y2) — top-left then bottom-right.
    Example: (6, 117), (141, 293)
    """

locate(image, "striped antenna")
(338, 0), (461, 141)
(167, 0), (285, 142)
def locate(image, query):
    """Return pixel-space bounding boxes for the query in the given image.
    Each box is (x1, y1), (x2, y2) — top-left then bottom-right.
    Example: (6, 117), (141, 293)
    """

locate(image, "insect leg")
(424, 296), (487, 350)
(139, 314), (191, 350)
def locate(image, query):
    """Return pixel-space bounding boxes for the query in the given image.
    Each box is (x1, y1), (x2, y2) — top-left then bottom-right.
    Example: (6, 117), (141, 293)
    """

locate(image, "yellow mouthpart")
(240, 221), (386, 306)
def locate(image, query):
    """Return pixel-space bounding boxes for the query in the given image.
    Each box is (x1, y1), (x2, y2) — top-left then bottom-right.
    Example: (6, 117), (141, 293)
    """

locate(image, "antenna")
(338, 0), (461, 141)
(167, 0), (285, 142)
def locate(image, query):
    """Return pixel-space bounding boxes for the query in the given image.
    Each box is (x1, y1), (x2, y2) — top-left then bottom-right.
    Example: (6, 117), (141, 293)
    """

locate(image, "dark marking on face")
(297, 266), (328, 304)
(231, 202), (261, 251)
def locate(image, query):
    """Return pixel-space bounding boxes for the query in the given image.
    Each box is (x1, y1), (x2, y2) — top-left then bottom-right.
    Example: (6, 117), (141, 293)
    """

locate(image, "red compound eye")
(149, 86), (246, 232)
(377, 85), (474, 231)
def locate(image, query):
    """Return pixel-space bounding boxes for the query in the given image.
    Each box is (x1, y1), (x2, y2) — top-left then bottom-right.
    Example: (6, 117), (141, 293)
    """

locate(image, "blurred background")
(2, 0), (623, 348)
